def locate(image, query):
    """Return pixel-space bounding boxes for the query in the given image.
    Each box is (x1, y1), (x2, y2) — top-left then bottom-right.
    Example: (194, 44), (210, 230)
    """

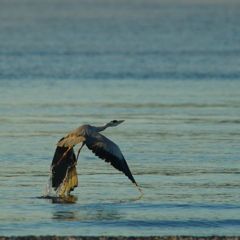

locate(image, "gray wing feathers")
(57, 135), (86, 147)
(85, 132), (137, 185)
(86, 132), (123, 160)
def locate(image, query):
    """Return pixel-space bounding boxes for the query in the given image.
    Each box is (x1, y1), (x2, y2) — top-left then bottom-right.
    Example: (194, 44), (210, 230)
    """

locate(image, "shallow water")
(1, 0), (240, 236)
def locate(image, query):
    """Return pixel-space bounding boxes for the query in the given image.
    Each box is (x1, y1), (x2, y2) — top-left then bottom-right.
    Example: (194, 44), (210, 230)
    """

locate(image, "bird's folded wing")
(57, 135), (86, 148)
(51, 146), (77, 190)
(85, 132), (138, 185)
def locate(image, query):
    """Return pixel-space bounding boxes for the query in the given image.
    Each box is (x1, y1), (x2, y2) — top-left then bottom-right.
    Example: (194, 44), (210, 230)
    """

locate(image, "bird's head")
(106, 120), (125, 127)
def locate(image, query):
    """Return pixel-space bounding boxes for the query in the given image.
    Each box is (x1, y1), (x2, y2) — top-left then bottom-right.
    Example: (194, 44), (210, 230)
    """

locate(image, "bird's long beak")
(118, 120), (125, 124)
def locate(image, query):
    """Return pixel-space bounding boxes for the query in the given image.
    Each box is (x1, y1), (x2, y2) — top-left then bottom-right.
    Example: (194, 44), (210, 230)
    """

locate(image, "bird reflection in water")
(53, 202), (122, 222)
(42, 194), (142, 222)
(44, 195), (79, 221)
(52, 194), (78, 204)
(41, 194), (78, 204)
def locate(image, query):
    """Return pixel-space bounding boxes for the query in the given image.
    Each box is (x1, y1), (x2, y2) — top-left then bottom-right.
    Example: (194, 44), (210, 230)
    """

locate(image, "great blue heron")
(51, 120), (142, 195)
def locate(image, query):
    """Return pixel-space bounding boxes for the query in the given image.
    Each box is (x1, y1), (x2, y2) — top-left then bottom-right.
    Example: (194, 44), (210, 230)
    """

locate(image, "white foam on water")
(42, 166), (72, 197)
(41, 167), (53, 197)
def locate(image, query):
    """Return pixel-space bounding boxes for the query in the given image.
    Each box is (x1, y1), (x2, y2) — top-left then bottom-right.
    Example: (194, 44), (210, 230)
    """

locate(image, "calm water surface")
(1, 79), (240, 236)
(1, 0), (240, 236)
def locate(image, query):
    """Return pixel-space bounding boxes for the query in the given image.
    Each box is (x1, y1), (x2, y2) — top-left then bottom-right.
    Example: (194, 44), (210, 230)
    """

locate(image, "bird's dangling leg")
(76, 142), (86, 162)
(53, 147), (72, 167)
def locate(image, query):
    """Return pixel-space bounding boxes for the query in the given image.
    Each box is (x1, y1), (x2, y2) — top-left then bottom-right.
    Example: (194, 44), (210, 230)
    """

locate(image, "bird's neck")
(94, 123), (109, 132)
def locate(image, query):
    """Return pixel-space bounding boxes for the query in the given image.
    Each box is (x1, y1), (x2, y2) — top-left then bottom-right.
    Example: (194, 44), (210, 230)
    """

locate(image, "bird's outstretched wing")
(85, 131), (139, 187)
(51, 146), (78, 193)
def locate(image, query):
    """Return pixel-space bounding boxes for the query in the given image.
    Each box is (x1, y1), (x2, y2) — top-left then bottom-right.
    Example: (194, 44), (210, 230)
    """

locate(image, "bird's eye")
(111, 120), (117, 123)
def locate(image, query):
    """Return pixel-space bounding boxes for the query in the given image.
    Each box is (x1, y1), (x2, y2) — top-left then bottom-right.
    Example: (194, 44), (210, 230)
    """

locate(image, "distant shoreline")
(0, 237), (240, 240)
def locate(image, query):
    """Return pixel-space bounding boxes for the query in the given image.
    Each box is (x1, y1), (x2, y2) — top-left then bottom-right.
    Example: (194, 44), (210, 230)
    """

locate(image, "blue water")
(1, 0), (240, 236)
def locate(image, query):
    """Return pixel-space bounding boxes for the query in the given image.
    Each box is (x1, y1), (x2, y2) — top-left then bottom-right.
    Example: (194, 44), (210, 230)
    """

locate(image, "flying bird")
(51, 120), (142, 195)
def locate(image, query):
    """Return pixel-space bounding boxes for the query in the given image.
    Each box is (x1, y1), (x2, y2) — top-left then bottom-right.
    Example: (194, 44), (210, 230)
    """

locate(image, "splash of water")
(42, 166), (71, 197)
(53, 165), (72, 196)
(41, 167), (53, 197)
